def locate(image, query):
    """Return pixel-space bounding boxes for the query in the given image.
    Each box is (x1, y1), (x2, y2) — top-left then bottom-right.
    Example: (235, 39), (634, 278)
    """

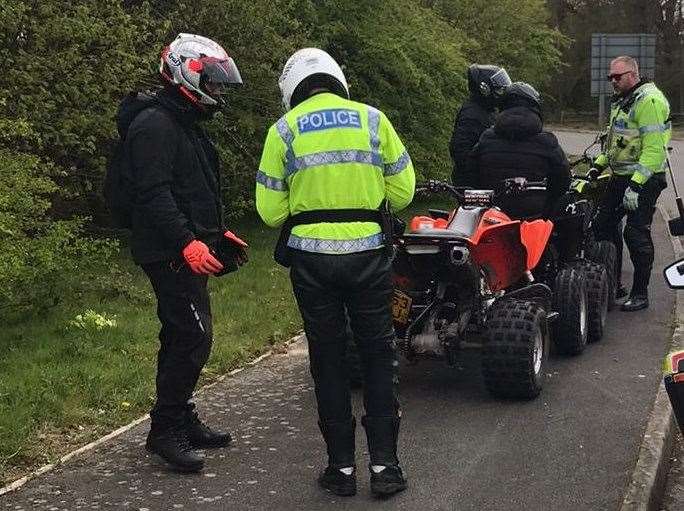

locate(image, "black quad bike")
(526, 133), (618, 356)
(388, 178), (559, 400)
(564, 131), (620, 309)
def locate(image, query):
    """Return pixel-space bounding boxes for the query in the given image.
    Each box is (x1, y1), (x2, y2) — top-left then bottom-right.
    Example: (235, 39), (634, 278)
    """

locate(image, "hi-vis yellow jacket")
(595, 82), (670, 185)
(256, 92), (415, 254)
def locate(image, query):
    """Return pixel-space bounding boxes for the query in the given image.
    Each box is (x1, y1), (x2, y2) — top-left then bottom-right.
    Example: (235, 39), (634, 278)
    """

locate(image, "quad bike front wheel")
(482, 299), (549, 400)
(553, 268), (589, 355)
(567, 261), (609, 343)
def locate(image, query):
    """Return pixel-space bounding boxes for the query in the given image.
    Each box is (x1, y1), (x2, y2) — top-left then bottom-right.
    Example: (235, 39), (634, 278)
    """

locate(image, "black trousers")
(290, 249), (400, 464)
(142, 261), (213, 429)
(593, 174), (667, 296)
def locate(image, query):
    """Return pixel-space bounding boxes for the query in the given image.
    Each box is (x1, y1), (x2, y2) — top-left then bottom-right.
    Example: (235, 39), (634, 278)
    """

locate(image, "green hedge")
(0, 0), (563, 316)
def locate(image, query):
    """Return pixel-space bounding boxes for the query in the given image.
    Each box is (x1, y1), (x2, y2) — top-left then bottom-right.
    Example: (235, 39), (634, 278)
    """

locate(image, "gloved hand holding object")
(211, 230), (249, 275)
(183, 239), (224, 275)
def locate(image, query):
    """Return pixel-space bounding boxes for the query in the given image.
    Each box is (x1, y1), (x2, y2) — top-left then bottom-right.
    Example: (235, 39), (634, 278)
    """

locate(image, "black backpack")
(103, 92), (158, 229)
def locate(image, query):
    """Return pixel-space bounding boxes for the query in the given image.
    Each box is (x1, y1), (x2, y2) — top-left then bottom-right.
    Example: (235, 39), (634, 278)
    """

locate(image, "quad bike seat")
(447, 207), (487, 237)
(408, 207), (487, 239)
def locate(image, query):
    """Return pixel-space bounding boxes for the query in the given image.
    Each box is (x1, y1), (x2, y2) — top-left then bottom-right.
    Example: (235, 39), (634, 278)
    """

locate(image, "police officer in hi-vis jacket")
(255, 48), (415, 498)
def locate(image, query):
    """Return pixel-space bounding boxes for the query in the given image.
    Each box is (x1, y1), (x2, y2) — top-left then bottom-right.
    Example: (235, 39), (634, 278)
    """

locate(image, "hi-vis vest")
(595, 82), (671, 185)
(256, 92), (415, 254)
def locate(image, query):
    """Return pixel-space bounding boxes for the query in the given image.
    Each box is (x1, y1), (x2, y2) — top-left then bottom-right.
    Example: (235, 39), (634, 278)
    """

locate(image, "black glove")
(586, 167), (601, 181)
(213, 231), (249, 276)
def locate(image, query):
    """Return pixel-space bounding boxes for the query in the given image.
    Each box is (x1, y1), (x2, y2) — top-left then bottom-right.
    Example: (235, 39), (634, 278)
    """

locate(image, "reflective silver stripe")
(276, 117), (296, 174)
(287, 233), (384, 253)
(611, 161), (639, 175)
(612, 126), (639, 137)
(639, 122), (672, 135)
(368, 107), (380, 152)
(276, 117), (294, 145)
(284, 150), (384, 178)
(368, 106), (384, 167)
(611, 161), (656, 179)
(189, 302), (205, 334)
(256, 170), (287, 191)
(633, 163), (654, 180)
(385, 150), (411, 176)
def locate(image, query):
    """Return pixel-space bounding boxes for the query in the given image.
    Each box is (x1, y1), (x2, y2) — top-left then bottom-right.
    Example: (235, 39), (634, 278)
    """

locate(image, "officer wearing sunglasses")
(592, 56), (671, 312)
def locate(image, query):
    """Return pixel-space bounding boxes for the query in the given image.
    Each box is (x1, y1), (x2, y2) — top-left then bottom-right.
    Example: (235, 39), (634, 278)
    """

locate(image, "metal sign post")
(591, 33), (656, 126)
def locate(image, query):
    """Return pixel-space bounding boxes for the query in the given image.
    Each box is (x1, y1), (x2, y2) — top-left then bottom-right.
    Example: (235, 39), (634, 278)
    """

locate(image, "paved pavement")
(661, 434), (683, 511)
(557, 129), (684, 511)
(0, 131), (679, 511)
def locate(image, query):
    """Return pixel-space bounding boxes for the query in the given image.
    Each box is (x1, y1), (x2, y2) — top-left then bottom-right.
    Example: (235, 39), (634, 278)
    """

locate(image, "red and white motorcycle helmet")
(160, 33), (242, 110)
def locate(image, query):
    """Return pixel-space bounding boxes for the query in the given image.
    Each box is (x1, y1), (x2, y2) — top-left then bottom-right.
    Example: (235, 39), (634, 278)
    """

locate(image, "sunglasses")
(606, 71), (632, 82)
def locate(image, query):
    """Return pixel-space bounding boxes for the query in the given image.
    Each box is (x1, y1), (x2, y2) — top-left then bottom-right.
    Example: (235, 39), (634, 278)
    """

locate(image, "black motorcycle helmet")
(502, 82), (541, 109)
(467, 64), (511, 106)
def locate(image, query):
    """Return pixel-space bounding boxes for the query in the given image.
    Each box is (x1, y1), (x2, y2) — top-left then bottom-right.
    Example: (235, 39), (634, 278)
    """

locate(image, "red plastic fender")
(519, 219), (554, 271)
(409, 216), (448, 231)
(469, 221), (526, 292)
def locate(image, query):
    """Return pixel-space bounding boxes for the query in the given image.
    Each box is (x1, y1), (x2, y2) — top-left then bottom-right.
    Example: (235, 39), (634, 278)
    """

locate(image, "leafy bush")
(0, 0), (565, 316)
(0, 0), (564, 223)
(0, 117), (115, 318)
(429, 0), (567, 89)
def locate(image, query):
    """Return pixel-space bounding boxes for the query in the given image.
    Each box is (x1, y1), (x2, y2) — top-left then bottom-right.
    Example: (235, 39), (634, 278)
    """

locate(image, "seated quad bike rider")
(466, 81), (571, 219)
(467, 83), (609, 355)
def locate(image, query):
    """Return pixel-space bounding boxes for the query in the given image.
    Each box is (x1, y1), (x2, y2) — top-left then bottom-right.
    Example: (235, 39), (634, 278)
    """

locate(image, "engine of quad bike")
(392, 267), (484, 360)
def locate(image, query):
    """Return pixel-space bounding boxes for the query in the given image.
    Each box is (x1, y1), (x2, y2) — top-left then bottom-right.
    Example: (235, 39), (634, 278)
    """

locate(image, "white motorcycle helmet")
(278, 48), (349, 111)
(160, 33), (242, 110)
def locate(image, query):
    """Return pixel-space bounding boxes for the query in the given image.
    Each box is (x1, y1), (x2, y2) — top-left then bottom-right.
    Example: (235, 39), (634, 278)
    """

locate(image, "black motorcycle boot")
(369, 464), (407, 497)
(621, 295), (649, 312)
(362, 416), (407, 497)
(317, 418), (357, 496)
(318, 466), (357, 497)
(185, 409), (232, 448)
(622, 265), (651, 311)
(146, 425), (204, 473)
(616, 285), (629, 299)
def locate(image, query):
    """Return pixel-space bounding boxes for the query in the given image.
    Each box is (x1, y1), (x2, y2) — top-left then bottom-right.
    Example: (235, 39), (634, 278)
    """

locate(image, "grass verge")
(0, 216), (299, 485)
(0, 199), (452, 485)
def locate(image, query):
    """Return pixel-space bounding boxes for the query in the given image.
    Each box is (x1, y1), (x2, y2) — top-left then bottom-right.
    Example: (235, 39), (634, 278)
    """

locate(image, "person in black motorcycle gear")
(116, 33), (244, 474)
(450, 64), (511, 185)
(465, 81), (571, 219)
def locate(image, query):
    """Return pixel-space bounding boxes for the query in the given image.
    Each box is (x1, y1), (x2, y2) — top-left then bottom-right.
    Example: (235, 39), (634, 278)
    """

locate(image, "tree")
(546, 0), (683, 115)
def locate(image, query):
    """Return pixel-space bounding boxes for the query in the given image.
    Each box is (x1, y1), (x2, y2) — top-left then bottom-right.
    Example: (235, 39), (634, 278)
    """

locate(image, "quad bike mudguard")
(520, 219), (553, 271)
(470, 221), (526, 292)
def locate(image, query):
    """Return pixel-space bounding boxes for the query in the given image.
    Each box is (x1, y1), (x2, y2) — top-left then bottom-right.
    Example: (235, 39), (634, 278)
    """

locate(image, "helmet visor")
(490, 68), (512, 94)
(198, 56), (243, 96)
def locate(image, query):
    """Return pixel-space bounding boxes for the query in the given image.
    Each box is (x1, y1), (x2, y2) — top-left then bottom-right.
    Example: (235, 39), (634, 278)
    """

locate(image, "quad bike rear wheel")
(586, 240), (618, 310)
(553, 268), (589, 355)
(567, 261), (609, 343)
(482, 299), (549, 399)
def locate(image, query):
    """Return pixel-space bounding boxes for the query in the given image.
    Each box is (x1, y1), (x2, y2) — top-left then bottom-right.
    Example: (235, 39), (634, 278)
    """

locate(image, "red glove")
(182, 240), (224, 275)
(224, 230), (249, 266)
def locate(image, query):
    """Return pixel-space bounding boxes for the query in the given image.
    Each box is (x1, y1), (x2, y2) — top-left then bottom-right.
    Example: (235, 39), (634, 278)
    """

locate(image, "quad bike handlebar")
(569, 131), (607, 181)
(416, 178), (547, 207)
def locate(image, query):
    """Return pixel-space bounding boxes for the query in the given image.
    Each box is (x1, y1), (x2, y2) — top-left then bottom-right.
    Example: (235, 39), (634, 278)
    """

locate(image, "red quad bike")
(391, 179), (557, 399)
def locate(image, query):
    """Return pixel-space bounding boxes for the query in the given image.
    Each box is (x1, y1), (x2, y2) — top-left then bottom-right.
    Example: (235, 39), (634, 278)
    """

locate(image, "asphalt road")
(1, 131), (679, 511)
